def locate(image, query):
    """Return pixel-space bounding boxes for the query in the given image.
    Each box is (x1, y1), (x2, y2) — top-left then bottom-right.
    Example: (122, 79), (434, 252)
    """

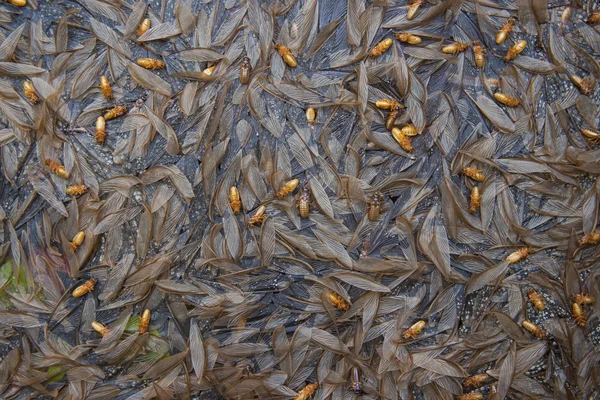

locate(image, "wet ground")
(1, 0), (600, 399)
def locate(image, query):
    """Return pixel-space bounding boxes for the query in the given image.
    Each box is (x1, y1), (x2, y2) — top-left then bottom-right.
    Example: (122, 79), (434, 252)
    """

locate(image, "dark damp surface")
(1, 0), (600, 398)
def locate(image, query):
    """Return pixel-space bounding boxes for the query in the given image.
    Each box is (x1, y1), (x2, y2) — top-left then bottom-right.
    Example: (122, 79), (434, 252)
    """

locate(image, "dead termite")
(327, 292), (350, 311)
(72, 278), (97, 297)
(527, 288), (545, 311)
(504, 40), (527, 62)
(506, 247), (533, 264)
(403, 320), (425, 339)
(274, 44), (297, 67)
(463, 166), (485, 182)
(522, 320), (546, 339)
(496, 18), (515, 44)
(91, 321), (109, 336)
(277, 179), (299, 198)
(70, 232), (85, 251)
(370, 38), (393, 57)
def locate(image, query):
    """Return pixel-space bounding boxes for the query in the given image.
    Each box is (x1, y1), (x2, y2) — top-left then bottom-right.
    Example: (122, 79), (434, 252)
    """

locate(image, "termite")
(494, 92), (520, 107)
(370, 38), (393, 57)
(572, 303), (587, 326)
(386, 105), (402, 130)
(464, 373), (490, 389)
(72, 278), (97, 297)
(581, 129), (600, 145)
(23, 81), (39, 103)
(457, 393), (483, 400)
(104, 105), (127, 120)
(506, 247), (533, 264)
(299, 186), (311, 218)
(70, 232), (85, 251)
(407, 0), (423, 20)
(229, 186), (242, 214)
(277, 179), (299, 198)
(522, 320), (546, 339)
(99, 76), (112, 99)
(588, 11), (600, 24)
(137, 18), (151, 36)
(472, 41), (485, 68)
(294, 383), (318, 400)
(571, 75), (595, 95)
(399, 125), (418, 136)
(327, 292), (350, 311)
(504, 40), (527, 62)
(391, 127), (414, 152)
(248, 206), (267, 226)
(66, 185), (89, 196)
(375, 99), (403, 110)
(95, 116), (106, 144)
(463, 166), (485, 182)
(203, 65), (216, 75)
(350, 366), (362, 394)
(396, 32), (422, 44)
(6, 0), (26, 6)
(573, 293), (595, 306)
(274, 44), (297, 67)
(91, 321), (109, 336)
(306, 108), (316, 124)
(139, 309), (151, 334)
(496, 18), (515, 44)
(527, 288), (545, 311)
(240, 56), (251, 84)
(45, 159), (69, 179)
(469, 186), (481, 213)
(137, 58), (165, 70)
(368, 192), (383, 221)
(442, 41), (469, 54)
(403, 320), (425, 339)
